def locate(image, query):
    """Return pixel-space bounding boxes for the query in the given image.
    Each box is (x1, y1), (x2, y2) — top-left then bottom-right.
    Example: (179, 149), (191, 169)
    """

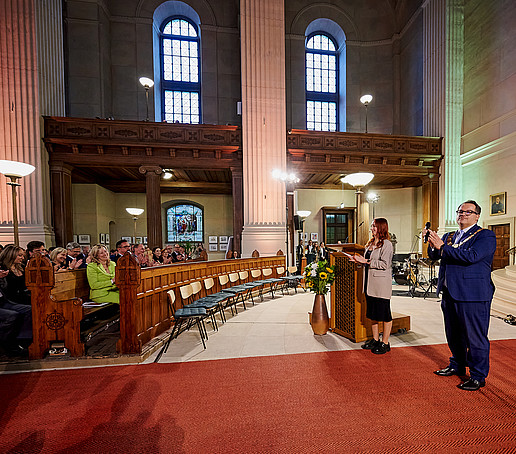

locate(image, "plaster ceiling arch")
(288, 1), (397, 42)
(136, 0), (217, 26)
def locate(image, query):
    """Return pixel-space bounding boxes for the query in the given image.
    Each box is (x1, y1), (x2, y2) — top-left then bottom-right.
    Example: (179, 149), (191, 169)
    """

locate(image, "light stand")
(367, 192), (380, 219)
(297, 210), (311, 265)
(126, 207), (144, 243)
(360, 94), (373, 133)
(272, 169), (300, 268)
(139, 77), (154, 122)
(0, 160), (36, 246)
(341, 173), (374, 244)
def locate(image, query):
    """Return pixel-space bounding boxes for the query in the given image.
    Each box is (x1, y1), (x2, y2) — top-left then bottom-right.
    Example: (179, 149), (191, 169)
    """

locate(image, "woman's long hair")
(365, 218), (390, 249)
(89, 244), (110, 266)
(0, 245), (25, 272)
(50, 247), (67, 264)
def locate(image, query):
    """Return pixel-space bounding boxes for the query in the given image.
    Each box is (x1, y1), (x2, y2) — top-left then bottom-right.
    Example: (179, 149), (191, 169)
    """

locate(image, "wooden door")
(490, 223), (510, 270)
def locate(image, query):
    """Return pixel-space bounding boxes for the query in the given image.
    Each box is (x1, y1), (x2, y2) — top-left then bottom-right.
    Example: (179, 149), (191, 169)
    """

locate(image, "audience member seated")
(152, 247), (163, 264)
(65, 242), (86, 269)
(171, 244), (185, 262)
(110, 239), (130, 263)
(162, 245), (173, 264)
(50, 247), (70, 272)
(26, 240), (47, 260)
(82, 245), (91, 263)
(0, 245), (31, 305)
(87, 244), (119, 304)
(133, 243), (150, 268)
(190, 243), (205, 260)
(0, 284), (32, 357)
(232, 250), (240, 259)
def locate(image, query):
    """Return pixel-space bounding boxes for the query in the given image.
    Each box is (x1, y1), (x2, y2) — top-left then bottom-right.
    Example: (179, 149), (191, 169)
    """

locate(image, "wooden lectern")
(328, 243), (410, 342)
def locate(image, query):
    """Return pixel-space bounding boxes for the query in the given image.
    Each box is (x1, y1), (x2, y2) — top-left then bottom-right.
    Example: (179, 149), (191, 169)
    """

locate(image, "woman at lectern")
(348, 218), (393, 354)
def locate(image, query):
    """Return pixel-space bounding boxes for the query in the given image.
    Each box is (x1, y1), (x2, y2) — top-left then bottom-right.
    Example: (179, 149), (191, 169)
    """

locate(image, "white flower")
(311, 270), (317, 277)
(311, 263), (318, 269)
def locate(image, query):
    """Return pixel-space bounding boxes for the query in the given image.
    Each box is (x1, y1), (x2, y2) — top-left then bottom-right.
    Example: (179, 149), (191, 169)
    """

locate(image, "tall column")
(231, 167), (243, 254)
(422, 0), (464, 232)
(240, 0), (287, 257)
(49, 162), (73, 247)
(139, 165), (162, 249)
(0, 0), (65, 246)
(421, 174), (439, 256)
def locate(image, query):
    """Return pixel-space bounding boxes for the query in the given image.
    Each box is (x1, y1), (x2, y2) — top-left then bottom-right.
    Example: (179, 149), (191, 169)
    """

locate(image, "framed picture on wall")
(490, 192), (506, 216)
(121, 236), (132, 244)
(219, 236), (228, 244)
(136, 236), (143, 244)
(303, 232), (309, 242)
(143, 237), (147, 244)
(100, 233), (105, 243)
(209, 236), (218, 244)
(209, 244), (218, 252)
(78, 234), (90, 244)
(105, 233), (110, 245)
(311, 232), (318, 242)
(73, 235), (78, 243)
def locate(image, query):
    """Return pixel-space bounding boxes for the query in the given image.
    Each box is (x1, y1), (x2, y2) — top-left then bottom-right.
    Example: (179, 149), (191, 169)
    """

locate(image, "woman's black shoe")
(361, 339), (379, 349)
(372, 342), (390, 354)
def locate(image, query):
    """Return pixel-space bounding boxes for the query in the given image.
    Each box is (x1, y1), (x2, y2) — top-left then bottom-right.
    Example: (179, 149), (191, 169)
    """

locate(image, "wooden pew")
(26, 254), (286, 359)
(25, 254), (117, 359)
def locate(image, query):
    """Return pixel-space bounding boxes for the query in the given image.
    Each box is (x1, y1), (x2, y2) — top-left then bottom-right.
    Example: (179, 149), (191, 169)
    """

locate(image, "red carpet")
(1, 340), (516, 453)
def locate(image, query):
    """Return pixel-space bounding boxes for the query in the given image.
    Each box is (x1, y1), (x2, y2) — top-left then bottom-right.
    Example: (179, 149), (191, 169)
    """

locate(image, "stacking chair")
(284, 266), (304, 293)
(238, 270), (262, 305)
(188, 281), (223, 330)
(250, 269), (265, 301)
(226, 272), (251, 310)
(259, 267), (284, 299)
(180, 284), (214, 336)
(154, 290), (207, 363)
(191, 281), (227, 331)
(218, 274), (244, 315)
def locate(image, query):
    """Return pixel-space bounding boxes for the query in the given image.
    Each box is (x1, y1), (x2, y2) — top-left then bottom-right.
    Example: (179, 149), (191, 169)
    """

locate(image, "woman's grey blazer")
(362, 239), (393, 300)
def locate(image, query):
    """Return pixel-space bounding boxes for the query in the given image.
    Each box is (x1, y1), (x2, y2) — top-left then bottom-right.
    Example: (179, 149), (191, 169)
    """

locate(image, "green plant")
(303, 260), (336, 295)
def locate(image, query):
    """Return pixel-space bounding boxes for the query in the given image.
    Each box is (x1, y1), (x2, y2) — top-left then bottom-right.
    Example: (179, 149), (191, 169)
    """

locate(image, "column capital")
(139, 165), (162, 176)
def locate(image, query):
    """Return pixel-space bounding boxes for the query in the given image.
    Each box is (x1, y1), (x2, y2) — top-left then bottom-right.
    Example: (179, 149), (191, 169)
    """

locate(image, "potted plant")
(304, 260), (336, 335)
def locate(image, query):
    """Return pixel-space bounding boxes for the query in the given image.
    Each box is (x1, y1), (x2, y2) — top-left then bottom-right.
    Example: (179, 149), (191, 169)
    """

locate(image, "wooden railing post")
(115, 253), (141, 354)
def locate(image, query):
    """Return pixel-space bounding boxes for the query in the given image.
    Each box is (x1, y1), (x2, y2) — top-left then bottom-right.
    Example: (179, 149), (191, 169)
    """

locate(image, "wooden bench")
(26, 254), (286, 359)
(25, 254), (119, 359)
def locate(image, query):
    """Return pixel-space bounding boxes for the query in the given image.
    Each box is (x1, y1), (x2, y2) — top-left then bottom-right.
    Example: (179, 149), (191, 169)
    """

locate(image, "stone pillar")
(231, 167), (243, 254)
(49, 162), (73, 247)
(422, 0), (464, 232)
(240, 0), (287, 258)
(139, 165), (162, 249)
(0, 0), (59, 246)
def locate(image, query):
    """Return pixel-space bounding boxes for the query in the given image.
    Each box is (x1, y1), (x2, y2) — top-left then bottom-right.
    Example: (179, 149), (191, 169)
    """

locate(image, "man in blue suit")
(425, 200), (496, 391)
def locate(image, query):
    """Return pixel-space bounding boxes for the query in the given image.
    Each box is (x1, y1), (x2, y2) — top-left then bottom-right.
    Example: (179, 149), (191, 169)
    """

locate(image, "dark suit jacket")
(428, 224), (496, 301)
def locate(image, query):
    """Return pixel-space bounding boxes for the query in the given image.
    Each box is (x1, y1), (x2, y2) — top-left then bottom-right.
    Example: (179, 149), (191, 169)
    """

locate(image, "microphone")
(424, 221), (431, 243)
(345, 221), (364, 243)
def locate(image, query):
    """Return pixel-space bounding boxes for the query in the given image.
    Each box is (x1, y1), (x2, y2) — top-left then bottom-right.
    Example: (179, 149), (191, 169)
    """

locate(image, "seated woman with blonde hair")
(86, 244), (119, 304)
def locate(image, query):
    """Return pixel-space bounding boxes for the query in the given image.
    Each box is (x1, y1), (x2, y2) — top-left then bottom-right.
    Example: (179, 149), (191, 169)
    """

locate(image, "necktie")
(454, 230), (464, 244)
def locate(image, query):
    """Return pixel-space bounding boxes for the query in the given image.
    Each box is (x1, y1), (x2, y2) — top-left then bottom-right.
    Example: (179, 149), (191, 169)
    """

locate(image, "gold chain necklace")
(446, 228), (483, 248)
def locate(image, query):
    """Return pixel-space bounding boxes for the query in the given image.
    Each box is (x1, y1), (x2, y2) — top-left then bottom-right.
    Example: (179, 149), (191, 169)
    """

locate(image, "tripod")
(422, 259), (439, 298)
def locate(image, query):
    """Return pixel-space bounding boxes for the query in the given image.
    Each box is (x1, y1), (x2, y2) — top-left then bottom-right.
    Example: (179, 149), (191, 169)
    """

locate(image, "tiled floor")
(145, 285), (516, 364)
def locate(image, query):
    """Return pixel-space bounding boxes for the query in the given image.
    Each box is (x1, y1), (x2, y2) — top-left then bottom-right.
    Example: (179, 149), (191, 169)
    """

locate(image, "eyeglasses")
(456, 210), (478, 216)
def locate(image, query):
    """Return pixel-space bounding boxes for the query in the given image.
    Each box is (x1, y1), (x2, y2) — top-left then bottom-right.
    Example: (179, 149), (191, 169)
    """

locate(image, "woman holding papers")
(349, 218), (393, 354)
(87, 245), (119, 304)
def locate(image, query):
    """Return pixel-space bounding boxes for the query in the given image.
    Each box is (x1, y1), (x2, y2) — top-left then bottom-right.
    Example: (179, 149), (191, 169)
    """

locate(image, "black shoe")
(434, 366), (465, 377)
(458, 378), (485, 391)
(371, 342), (390, 354)
(361, 339), (379, 350)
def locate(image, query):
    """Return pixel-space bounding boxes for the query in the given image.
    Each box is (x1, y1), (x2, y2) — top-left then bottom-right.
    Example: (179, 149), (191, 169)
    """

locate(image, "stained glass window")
(166, 204), (203, 243)
(161, 18), (201, 123)
(306, 33), (338, 131)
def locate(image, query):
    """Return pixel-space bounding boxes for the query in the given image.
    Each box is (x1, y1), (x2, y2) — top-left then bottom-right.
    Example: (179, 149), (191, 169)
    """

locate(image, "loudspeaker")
(294, 215), (301, 231)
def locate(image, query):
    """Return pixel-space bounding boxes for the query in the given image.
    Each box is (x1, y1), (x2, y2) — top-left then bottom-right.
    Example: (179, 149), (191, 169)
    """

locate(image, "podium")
(328, 243), (410, 342)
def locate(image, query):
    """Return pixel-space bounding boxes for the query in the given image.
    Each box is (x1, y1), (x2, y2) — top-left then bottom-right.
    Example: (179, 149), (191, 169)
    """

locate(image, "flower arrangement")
(303, 260), (336, 295)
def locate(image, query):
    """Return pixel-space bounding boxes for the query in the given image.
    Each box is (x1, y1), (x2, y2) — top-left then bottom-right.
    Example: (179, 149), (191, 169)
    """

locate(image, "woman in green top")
(86, 244), (119, 304)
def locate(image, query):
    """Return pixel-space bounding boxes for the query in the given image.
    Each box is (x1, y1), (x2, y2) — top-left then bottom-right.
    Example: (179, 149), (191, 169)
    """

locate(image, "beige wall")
(296, 187), (422, 254)
(72, 184), (233, 259)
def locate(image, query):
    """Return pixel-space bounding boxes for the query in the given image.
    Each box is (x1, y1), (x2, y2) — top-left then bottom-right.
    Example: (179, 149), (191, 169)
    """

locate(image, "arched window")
(306, 33), (338, 131)
(166, 203), (204, 243)
(160, 17), (201, 124)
